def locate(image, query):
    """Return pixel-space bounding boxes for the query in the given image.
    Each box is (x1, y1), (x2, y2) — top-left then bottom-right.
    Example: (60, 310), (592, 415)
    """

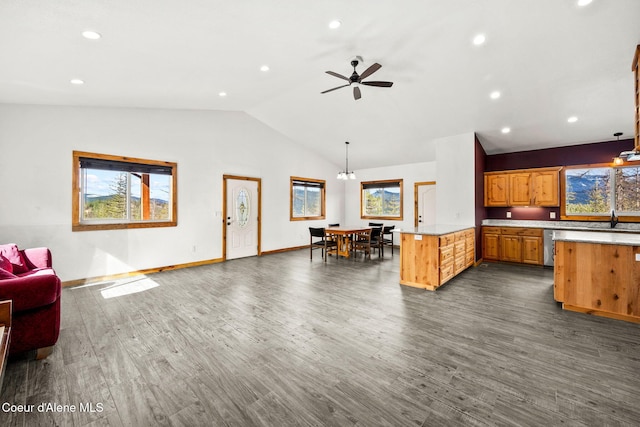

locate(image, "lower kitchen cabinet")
(482, 226), (543, 266)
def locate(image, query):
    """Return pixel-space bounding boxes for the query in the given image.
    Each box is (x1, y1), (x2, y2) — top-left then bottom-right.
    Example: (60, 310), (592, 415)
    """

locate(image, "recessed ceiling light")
(473, 34), (486, 46)
(82, 30), (101, 40)
(329, 20), (341, 29)
(567, 116), (578, 123)
(490, 91), (501, 100)
(501, 127), (511, 134)
(218, 92), (227, 97)
(577, 0), (593, 6)
(70, 79), (84, 85)
(260, 65), (269, 72)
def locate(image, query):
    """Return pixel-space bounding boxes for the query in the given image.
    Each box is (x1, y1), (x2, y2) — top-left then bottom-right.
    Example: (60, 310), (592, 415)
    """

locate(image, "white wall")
(435, 132), (476, 226)
(0, 104), (342, 281)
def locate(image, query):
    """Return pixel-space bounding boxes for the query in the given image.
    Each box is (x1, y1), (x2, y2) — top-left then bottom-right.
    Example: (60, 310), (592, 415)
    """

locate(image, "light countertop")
(482, 219), (640, 233)
(394, 224), (474, 236)
(553, 230), (640, 246)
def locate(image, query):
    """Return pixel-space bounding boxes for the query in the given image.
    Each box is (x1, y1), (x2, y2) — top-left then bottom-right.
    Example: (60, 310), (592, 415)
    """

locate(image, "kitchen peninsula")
(398, 225), (475, 291)
(554, 230), (640, 323)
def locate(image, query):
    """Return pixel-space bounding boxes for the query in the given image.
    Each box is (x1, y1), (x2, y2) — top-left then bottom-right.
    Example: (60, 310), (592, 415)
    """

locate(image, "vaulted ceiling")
(1, 0), (638, 169)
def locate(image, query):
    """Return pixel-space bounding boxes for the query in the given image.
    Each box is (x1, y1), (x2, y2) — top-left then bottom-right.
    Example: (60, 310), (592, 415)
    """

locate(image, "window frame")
(360, 179), (404, 220)
(289, 176), (326, 221)
(561, 161), (640, 222)
(72, 151), (177, 231)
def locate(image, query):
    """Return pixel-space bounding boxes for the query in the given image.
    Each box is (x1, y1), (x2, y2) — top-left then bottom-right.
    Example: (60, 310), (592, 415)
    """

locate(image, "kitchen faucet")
(610, 210), (618, 228)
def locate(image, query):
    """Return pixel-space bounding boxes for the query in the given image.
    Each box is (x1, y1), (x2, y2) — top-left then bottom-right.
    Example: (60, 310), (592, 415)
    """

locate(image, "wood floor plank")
(2, 252), (640, 426)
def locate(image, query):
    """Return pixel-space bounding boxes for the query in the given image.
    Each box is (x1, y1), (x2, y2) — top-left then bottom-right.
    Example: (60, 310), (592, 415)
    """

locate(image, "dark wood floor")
(1, 249), (640, 426)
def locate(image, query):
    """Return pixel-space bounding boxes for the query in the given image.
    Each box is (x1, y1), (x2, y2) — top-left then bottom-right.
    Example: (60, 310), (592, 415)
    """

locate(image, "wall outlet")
(636, 253), (640, 261)
(550, 212), (556, 219)
(506, 211), (512, 218)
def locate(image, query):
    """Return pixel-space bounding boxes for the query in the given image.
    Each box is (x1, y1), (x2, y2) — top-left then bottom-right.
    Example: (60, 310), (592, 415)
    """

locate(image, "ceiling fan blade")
(321, 84), (350, 94)
(325, 71), (350, 81)
(361, 81), (394, 87)
(358, 63), (381, 80)
(353, 86), (361, 100)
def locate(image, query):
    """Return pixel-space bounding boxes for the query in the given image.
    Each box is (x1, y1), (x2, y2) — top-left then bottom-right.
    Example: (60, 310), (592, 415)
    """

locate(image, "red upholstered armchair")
(0, 244), (61, 359)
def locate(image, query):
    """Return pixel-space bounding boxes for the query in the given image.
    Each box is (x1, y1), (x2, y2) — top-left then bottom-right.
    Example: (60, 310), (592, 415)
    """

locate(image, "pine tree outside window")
(563, 162), (640, 219)
(72, 151), (177, 231)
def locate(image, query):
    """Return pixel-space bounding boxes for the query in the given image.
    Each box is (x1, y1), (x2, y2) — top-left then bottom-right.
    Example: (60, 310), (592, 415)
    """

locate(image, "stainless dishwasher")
(543, 229), (554, 266)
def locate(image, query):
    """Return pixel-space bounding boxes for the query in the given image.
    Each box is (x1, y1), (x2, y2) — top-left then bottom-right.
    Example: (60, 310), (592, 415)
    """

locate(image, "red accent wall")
(484, 138), (635, 220)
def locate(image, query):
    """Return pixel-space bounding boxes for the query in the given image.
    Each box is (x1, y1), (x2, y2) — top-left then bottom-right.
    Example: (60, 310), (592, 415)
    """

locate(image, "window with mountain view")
(564, 163), (640, 218)
(361, 179), (403, 220)
(290, 177), (325, 220)
(72, 151), (177, 231)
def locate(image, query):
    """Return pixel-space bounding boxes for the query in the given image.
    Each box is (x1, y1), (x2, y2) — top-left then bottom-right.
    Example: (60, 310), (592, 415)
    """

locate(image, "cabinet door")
(508, 173), (531, 206)
(634, 45), (639, 150)
(522, 236), (543, 265)
(500, 235), (522, 262)
(484, 174), (509, 206)
(482, 233), (500, 260)
(532, 171), (559, 207)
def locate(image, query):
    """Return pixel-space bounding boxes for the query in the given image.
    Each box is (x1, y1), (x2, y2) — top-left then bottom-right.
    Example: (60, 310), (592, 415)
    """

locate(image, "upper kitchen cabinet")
(484, 173), (509, 206)
(484, 167), (562, 207)
(633, 45), (639, 151)
(531, 169), (560, 206)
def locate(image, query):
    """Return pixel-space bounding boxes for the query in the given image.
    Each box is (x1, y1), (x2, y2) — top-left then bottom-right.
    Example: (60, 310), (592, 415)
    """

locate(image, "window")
(361, 179), (403, 220)
(290, 177), (325, 220)
(72, 151), (177, 231)
(563, 162), (640, 219)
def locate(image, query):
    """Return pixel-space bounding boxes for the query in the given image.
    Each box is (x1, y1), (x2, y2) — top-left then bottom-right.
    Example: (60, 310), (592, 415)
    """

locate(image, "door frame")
(222, 174), (262, 261)
(414, 181), (436, 227)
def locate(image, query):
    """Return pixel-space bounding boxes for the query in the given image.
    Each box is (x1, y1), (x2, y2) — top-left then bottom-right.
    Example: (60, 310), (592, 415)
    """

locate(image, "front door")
(416, 182), (436, 227)
(224, 176), (260, 260)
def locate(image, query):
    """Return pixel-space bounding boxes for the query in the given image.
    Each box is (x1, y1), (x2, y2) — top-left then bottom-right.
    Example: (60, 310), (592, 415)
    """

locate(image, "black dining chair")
(370, 227), (384, 257)
(309, 227), (337, 262)
(382, 225), (395, 256)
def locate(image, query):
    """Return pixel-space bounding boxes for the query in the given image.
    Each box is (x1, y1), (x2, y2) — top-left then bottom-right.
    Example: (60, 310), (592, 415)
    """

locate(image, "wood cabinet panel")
(500, 235), (522, 262)
(522, 236), (543, 265)
(555, 240), (640, 323)
(532, 171), (559, 206)
(634, 45), (639, 150)
(509, 173), (532, 206)
(400, 228), (475, 291)
(484, 174), (509, 206)
(482, 232), (500, 260)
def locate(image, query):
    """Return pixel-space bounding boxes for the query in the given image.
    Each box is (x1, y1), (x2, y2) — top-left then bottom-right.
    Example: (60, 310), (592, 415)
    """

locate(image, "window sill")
(72, 221), (177, 232)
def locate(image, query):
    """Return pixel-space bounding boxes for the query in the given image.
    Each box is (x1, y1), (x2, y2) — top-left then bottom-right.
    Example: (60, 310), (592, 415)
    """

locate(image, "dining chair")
(370, 227), (384, 257)
(309, 227), (337, 261)
(353, 228), (379, 260)
(382, 225), (395, 256)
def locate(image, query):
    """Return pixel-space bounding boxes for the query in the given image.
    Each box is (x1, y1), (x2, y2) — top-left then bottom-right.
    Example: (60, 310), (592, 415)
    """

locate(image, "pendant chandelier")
(337, 141), (356, 180)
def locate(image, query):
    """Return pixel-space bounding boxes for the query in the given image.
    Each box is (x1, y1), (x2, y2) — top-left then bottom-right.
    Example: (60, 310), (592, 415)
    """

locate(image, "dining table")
(325, 225), (372, 259)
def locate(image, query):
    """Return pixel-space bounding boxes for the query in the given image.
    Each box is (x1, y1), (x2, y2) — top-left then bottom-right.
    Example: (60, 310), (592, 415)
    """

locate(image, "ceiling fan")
(321, 57), (393, 100)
